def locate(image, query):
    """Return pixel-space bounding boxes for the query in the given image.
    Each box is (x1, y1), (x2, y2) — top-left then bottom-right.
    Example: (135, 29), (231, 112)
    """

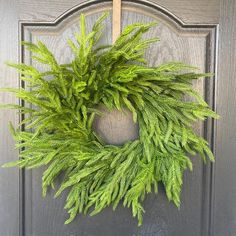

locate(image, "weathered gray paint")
(0, 0), (235, 236)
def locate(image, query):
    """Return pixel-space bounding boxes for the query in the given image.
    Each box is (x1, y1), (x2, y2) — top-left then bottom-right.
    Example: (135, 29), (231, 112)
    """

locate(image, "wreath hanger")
(112, 0), (122, 43)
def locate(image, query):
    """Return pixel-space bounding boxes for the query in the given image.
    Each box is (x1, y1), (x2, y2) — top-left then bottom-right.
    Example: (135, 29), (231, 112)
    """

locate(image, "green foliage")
(1, 12), (218, 226)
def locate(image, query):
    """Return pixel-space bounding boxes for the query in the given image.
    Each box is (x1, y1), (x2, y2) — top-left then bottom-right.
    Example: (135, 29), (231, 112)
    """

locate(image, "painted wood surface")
(1, 0), (235, 236)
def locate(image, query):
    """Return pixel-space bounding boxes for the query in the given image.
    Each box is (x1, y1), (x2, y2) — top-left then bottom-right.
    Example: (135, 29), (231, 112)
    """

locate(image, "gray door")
(0, 0), (235, 235)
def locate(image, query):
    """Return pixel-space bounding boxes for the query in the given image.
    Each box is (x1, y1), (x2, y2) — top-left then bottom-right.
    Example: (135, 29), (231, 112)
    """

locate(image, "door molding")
(18, 1), (218, 235)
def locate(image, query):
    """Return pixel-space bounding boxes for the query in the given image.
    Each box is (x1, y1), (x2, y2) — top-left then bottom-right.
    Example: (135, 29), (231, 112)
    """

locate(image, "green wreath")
(2, 13), (218, 225)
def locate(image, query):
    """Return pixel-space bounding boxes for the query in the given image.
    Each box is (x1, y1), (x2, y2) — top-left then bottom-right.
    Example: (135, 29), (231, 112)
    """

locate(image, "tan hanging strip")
(112, 0), (121, 44)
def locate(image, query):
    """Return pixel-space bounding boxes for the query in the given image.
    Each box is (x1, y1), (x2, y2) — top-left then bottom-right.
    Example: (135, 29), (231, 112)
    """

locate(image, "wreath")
(2, 13), (218, 225)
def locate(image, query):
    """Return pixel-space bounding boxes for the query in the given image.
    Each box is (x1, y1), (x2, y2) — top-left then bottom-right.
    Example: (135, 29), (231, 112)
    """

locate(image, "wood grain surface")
(18, 0), (219, 24)
(0, 1), (20, 236)
(213, 0), (236, 235)
(4, 1), (236, 236)
(21, 3), (215, 236)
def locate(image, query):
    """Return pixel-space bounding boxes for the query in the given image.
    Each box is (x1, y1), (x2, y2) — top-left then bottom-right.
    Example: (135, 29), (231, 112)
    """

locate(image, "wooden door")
(0, 0), (235, 235)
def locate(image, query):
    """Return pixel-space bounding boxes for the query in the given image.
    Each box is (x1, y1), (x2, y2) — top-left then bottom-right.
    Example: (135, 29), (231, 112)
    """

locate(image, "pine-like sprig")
(1, 12), (218, 226)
